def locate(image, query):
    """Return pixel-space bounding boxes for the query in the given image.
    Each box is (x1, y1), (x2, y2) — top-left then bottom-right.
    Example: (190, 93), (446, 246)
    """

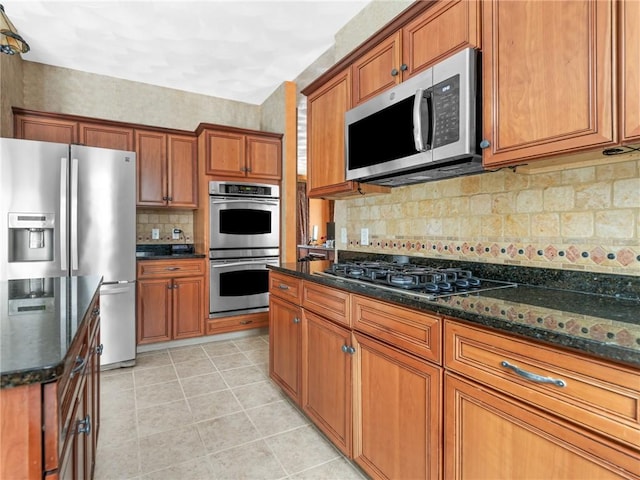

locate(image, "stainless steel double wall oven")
(208, 181), (280, 318)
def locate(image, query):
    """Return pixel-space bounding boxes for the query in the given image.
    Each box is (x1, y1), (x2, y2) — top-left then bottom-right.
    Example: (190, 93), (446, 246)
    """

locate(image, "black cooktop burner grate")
(323, 261), (516, 299)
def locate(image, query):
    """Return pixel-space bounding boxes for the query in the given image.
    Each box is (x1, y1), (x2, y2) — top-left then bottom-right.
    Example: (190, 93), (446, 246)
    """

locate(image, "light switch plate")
(360, 228), (369, 246)
(341, 228), (347, 244)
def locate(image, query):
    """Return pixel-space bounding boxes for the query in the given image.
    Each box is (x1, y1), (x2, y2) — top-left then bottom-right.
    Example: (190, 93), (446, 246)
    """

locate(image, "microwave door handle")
(413, 88), (431, 152)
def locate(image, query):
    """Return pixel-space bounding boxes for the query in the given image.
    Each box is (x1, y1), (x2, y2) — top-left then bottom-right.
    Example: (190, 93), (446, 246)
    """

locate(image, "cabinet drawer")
(445, 319), (640, 449)
(269, 272), (301, 303)
(206, 312), (269, 335)
(352, 295), (442, 364)
(302, 281), (350, 328)
(137, 259), (205, 278)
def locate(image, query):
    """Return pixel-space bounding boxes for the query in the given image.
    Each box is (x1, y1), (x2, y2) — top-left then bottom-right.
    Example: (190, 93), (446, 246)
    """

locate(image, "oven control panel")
(209, 181), (279, 198)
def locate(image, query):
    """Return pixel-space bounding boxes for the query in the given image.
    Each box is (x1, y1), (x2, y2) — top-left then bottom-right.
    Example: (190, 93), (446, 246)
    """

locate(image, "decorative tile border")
(346, 237), (640, 274)
(434, 294), (640, 351)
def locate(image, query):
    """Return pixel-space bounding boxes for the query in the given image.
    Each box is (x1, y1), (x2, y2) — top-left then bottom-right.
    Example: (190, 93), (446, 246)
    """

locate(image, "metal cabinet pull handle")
(71, 355), (86, 377)
(293, 317), (301, 324)
(341, 345), (355, 354)
(96, 344), (104, 355)
(500, 361), (566, 387)
(77, 415), (91, 435)
(240, 320), (253, 325)
(278, 284), (289, 290)
(391, 68), (399, 76)
(166, 267), (180, 271)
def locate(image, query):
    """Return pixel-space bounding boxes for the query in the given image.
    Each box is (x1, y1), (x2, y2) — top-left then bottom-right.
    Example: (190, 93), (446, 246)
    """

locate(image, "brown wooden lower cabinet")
(302, 309), (352, 457)
(353, 332), (442, 480)
(136, 259), (205, 344)
(1, 291), (101, 480)
(268, 273), (640, 479)
(444, 372), (639, 479)
(268, 296), (303, 404)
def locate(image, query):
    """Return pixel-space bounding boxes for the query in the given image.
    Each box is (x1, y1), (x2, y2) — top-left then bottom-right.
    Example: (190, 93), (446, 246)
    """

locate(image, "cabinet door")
(402, 0), (480, 79)
(137, 278), (172, 344)
(78, 123), (134, 150)
(172, 276), (205, 339)
(444, 373), (639, 479)
(246, 135), (282, 180)
(135, 130), (168, 207)
(203, 130), (246, 177)
(482, 0), (615, 167)
(353, 332), (442, 480)
(307, 68), (351, 196)
(269, 296), (302, 404)
(621, 0), (640, 143)
(351, 32), (401, 107)
(302, 310), (352, 456)
(14, 114), (77, 144)
(167, 134), (198, 208)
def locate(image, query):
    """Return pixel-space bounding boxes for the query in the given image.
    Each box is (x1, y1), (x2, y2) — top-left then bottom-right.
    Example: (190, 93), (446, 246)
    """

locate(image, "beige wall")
(0, 53), (24, 137)
(21, 62), (261, 132)
(336, 159), (640, 275)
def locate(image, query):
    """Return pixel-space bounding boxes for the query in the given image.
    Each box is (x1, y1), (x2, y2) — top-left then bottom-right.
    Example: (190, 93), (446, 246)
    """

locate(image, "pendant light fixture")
(0, 4), (29, 55)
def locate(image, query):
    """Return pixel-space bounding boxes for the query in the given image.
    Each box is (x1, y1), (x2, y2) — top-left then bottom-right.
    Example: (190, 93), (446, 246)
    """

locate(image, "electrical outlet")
(341, 228), (347, 244)
(360, 228), (369, 246)
(172, 228), (181, 240)
(151, 228), (160, 240)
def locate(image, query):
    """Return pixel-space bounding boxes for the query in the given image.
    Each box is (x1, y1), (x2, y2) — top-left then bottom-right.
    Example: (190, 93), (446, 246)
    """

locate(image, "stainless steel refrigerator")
(0, 137), (136, 367)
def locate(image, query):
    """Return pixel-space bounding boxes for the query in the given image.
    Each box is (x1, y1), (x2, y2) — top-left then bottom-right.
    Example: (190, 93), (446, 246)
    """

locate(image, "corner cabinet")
(305, 69), (389, 199)
(481, 0), (616, 167)
(199, 127), (282, 181)
(136, 259), (206, 344)
(135, 129), (198, 208)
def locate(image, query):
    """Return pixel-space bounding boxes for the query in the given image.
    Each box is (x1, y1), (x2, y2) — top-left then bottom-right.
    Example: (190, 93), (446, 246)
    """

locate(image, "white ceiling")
(3, 0), (371, 105)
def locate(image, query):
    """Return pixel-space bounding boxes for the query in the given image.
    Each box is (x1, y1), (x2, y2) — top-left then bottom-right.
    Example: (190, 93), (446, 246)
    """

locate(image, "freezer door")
(99, 282), (136, 366)
(71, 145), (136, 281)
(0, 138), (70, 281)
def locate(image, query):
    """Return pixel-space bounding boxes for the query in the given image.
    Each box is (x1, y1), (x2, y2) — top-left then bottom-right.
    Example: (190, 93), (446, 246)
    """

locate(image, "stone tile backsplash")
(336, 158), (640, 275)
(136, 209), (194, 244)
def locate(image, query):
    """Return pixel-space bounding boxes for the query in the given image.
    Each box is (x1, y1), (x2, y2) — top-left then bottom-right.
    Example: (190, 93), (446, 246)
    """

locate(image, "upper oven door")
(210, 197), (280, 250)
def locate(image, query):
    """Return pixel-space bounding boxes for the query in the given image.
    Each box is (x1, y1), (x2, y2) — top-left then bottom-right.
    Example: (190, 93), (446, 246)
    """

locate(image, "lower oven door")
(210, 257), (279, 318)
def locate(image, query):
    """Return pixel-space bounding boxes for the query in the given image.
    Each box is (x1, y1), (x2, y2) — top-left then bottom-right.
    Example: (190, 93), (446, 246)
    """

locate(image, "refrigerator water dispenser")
(8, 213), (55, 262)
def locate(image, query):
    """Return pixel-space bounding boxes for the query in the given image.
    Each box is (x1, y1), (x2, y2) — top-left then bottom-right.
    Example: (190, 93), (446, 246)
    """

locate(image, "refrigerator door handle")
(60, 157), (68, 271)
(70, 157), (79, 271)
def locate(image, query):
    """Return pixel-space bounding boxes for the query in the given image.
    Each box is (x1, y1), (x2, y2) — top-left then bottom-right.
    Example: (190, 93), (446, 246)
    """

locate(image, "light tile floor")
(95, 334), (367, 479)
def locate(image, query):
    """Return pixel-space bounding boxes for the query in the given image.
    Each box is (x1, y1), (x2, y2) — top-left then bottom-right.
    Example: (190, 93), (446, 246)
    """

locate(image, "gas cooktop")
(317, 261), (517, 300)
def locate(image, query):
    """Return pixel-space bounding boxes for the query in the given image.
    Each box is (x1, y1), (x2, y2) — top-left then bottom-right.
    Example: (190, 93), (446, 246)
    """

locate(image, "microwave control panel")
(431, 74), (460, 149)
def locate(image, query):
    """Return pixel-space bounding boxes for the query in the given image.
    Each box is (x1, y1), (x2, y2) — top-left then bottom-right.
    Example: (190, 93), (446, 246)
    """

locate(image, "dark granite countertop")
(135, 243), (206, 260)
(270, 260), (640, 368)
(0, 275), (102, 388)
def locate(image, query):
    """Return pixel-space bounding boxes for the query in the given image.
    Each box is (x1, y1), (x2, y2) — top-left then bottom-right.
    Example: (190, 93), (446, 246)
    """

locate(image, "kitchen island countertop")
(0, 275), (102, 388)
(270, 261), (640, 368)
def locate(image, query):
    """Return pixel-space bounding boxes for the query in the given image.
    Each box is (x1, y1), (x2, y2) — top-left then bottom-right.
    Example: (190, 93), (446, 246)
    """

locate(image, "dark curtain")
(297, 181), (308, 246)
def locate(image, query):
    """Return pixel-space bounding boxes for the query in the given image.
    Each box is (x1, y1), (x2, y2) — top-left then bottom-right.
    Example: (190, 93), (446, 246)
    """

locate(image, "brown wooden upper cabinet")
(352, 0), (481, 106)
(621, 0), (640, 144)
(135, 129), (197, 208)
(481, 0), (616, 167)
(200, 128), (282, 181)
(14, 112), (77, 144)
(78, 122), (134, 150)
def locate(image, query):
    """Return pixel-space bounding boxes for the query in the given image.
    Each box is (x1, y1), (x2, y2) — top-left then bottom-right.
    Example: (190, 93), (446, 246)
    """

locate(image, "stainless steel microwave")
(345, 48), (482, 187)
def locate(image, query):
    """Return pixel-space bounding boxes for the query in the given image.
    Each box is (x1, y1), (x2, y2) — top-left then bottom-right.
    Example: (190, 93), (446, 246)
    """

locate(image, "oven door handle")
(210, 199), (279, 207)
(210, 260), (276, 269)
